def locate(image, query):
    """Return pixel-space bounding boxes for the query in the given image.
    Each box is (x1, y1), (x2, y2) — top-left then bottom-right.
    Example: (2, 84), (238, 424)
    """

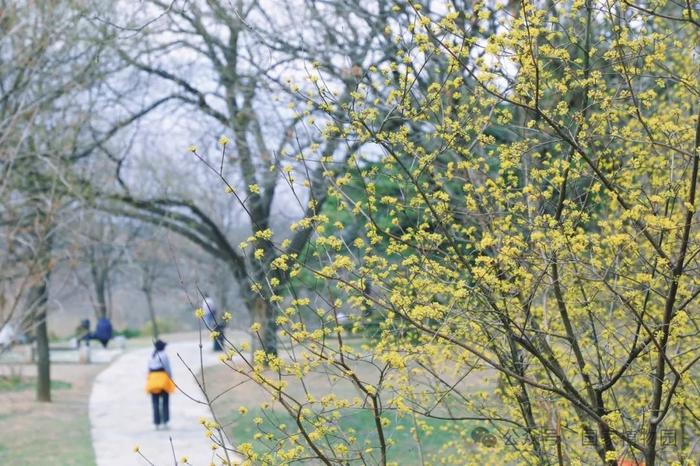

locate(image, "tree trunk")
(92, 266), (108, 319)
(28, 278), (51, 402)
(143, 287), (159, 339)
(249, 297), (277, 357)
(90, 252), (108, 319)
(216, 263), (229, 314)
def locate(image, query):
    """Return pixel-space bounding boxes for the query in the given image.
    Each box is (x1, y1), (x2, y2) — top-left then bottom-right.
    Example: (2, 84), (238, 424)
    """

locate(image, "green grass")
(0, 365), (101, 466)
(0, 376), (71, 393)
(222, 407), (477, 464)
(0, 409), (95, 466)
(205, 339), (500, 464)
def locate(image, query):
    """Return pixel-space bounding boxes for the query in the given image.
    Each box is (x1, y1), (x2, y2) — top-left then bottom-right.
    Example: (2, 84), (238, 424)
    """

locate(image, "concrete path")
(89, 339), (240, 466)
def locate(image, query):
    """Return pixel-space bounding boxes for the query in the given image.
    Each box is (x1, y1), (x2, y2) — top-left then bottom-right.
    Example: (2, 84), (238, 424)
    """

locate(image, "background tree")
(0, 1), (138, 400)
(0, 2), (106, 401)
(94, 0), (422, 355)
(127, 222), (182, 339)
(68, 214), (137, 321)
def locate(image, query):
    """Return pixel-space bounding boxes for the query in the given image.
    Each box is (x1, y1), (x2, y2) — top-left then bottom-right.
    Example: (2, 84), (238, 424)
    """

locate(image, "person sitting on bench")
(78, 317), (113, 348)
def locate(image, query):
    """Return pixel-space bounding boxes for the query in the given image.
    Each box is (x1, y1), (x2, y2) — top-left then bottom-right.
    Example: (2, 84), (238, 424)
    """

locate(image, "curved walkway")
(89, 339), (240, 465)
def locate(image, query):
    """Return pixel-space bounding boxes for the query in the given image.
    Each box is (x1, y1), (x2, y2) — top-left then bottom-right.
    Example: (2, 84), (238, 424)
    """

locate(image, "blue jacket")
(95, 318), (113, 341)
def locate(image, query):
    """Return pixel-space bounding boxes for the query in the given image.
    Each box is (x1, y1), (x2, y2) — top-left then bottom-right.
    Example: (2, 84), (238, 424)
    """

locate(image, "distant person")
(94, 317), (113, 347)
(202, 296), (216, 329)
(75, 319), (90, 346)
(78, 317), (113, 348)
(0, 322), (17, 349)
(145, 339), (175, 430)
(201, 296), (224, 352)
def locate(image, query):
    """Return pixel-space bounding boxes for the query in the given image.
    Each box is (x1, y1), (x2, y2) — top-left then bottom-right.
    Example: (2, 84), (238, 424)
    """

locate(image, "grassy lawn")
(204, 348), (498, 465)
(217, 405), (475, 464)
(0, 375), (72, 392)
(0, 364), (102, 465)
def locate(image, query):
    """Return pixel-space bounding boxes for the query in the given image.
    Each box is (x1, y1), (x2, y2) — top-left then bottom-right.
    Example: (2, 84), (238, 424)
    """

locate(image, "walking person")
(202, 296), (225, 352)
(145, 339), (175, 430)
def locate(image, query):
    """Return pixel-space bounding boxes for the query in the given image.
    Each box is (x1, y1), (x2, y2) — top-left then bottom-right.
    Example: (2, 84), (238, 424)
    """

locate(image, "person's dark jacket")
(95, 318), (113, 342)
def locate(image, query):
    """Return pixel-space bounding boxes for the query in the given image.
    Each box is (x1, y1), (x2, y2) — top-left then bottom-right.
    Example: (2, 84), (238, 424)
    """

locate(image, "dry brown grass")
(0, 363), (103, 465)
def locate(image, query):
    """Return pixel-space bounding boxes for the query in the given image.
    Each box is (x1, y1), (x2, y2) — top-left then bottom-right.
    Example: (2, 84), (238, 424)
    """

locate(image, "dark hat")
(154, 339), (166, 351)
